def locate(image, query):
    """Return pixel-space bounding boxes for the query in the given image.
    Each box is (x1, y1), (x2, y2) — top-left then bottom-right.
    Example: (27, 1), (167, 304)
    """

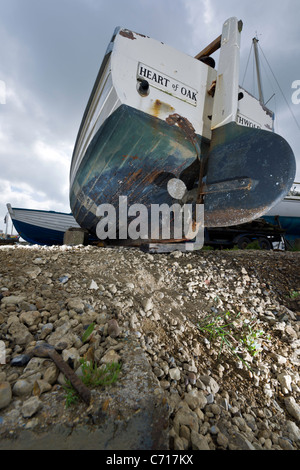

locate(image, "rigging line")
(259, 46), (276, 104)
(258, 43), (300, 132)
(242, 42), (253, 87)
(265, 93), (275, 106)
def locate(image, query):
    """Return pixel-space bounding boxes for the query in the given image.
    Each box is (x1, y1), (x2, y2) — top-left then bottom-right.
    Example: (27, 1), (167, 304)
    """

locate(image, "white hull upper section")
(237, 87), (274, 131)
(265, 183), (300, 218)
(71, 18), (275, 187)
(266, 198), (299, 218)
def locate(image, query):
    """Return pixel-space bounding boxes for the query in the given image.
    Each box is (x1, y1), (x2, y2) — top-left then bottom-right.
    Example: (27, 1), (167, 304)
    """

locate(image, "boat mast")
(253, 36), (264, 105)
(4, 213), (8, 239)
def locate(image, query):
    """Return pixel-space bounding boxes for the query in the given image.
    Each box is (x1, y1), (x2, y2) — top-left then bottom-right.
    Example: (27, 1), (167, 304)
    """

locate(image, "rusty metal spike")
(33, 343), (91, 405)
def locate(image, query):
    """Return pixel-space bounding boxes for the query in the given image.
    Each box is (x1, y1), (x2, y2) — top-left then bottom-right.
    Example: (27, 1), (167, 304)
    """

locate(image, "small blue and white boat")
(6, 204), (80, 245)
(263, 182), (300, 244)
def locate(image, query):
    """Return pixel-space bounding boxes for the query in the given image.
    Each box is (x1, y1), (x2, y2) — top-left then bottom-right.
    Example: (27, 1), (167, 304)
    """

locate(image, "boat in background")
(263, 182), (300, 245)
(6, 204), (81, 246)
(0, 233), (19, 245)
(70, 17), (296, 246)
(1, 213), (20, 244)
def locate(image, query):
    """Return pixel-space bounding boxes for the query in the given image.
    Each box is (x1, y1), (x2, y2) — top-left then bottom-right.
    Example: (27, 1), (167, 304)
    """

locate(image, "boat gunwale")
(71, 27), (120, 175)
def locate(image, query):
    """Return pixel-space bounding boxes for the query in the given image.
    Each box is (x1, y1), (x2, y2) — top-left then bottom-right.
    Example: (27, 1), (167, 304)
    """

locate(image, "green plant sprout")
(197, 310), (269, 369)
(82, 322), (95, 343)
(240, 321), (266, 356)
(63, 358), (121, 407)
(79, 359), (121, 388)
(63, 381), (80, 408)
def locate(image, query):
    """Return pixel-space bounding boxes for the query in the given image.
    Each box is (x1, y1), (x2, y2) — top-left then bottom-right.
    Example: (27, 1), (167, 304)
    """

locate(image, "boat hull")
(11, 220), (69, 245)
(70, 104), (208, 240)
(263, 197), (300, 241)
(263, 215), (300, 241)
(7, 206), (80, 245)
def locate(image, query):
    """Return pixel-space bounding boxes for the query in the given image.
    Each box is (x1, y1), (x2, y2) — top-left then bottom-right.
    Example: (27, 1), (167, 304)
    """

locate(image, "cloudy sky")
(1, 0), (299, 235)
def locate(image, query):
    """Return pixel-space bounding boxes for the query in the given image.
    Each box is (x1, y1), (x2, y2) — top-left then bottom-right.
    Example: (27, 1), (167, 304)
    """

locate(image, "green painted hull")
(70, 105), (296, 242)
(70, 104), (207, 240)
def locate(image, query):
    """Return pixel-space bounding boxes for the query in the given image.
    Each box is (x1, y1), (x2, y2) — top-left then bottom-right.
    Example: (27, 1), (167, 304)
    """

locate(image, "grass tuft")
(63, 359), (121, 407)
(197, 310), (270, 369)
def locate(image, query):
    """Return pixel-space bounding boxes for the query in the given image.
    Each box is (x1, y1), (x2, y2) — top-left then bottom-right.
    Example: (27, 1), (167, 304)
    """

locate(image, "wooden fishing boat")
(6, 204), (80, 245)
(70, 17), (296, 246)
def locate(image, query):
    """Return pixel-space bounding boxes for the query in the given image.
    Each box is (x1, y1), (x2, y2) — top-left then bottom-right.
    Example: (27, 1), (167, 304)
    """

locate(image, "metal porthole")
(137, 79), (150, 97)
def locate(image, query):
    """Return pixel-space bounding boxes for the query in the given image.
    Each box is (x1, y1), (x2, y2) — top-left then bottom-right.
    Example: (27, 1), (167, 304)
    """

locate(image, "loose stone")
(0, 382), (12, 409)
(21, 396), (42, 418)
(10, 354), (32, 367)
(100, 349), (121, 364)
(169, 368), (181, 381)
(12, 379), (33, 397)
(284, 397), (300, 422)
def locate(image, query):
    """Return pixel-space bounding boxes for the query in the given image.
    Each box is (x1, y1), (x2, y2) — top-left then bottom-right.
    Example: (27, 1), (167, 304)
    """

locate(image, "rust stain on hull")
(165, 113), (198, 147)
(119, 30), (136, 40)
(151, 100), (175, 119)
(200, 177), (254, 195)
(119, 29), (148, 40)
(166, 112), (206, 205)
(122, 168), (143, 190)
(122, 155), (139, 160)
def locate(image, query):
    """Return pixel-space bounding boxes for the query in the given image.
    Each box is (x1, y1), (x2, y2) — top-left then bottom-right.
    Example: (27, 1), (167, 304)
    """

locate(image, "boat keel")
(203, 122), (296, 227)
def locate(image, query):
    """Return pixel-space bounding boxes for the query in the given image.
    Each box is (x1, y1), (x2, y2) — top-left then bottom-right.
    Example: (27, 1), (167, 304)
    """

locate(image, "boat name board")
(236, 113), (261, 129)
(137, 63), (197, 106)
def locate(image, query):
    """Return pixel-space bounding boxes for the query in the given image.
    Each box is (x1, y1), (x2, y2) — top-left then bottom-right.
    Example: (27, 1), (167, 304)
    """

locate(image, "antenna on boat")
(253, 36), (264, 105)
(4, 212), (9, 239)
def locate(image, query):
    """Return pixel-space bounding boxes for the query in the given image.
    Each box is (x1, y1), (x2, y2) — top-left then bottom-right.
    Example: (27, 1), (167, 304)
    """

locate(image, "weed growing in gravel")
(197, 311), (270, 369)
(63, 359), (121, 407)
(82, 322), (95, 343)
(64, 382), (79, 408)
(80, 359), (121, 388)
(244, 240), (261, 250)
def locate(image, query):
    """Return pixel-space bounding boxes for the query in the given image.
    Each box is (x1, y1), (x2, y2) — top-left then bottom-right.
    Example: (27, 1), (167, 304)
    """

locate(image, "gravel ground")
(0, 244), (299, 450)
